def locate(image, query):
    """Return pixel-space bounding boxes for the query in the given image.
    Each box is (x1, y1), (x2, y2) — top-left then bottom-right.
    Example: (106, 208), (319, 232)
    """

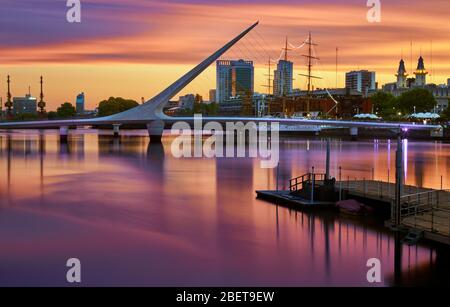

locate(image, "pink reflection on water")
(0, 130), (448, 286)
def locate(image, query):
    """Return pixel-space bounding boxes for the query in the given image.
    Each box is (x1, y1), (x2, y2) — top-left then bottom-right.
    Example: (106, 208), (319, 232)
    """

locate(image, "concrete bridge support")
(113, 124), (121, 138)
(147, 120), (165, 143)
(59, 126), (69, 143)
(350, 127), (358, 141)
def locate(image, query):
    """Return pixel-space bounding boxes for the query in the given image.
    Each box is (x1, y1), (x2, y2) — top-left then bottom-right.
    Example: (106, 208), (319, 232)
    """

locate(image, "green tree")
(205, 102), (219, 116)
(397, 88), (437, 115)
(97, 97), (139, 117)
(47, 111), (58, 120)
(370, 91), (397, 118)
(13, 113), (39, 121)
(192, 94), (203, 114)
(441, 104), (450, 121)
(57, 102), (77, 118)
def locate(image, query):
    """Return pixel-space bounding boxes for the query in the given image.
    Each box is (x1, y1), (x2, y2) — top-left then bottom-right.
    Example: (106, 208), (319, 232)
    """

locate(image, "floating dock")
(256, 190), (335, 210)
(257, 177), (450, 246)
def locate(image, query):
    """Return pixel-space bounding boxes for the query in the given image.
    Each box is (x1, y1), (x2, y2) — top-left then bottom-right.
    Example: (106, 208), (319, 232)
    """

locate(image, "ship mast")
(299, 32), (321, 116)
(261, 58), (273, 116)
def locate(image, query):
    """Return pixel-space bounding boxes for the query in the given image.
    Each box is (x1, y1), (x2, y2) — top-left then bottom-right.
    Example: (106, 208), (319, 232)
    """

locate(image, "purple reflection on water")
(0, 130), (448, 286)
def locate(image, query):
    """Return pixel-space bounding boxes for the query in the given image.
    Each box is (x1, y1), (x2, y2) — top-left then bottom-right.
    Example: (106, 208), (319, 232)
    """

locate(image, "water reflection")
(0, 129), (448, 286)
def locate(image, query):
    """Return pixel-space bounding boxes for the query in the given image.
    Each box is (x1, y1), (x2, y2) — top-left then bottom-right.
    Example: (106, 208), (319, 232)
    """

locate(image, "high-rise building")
(345, 70), (376, 96)
(179, 94), (195, 109)
(414, 56), (428, 87)
(273, 60), (293, 97)
(13, 94), (37, 115)
(76, 92), (85, 114)
(216, 59), (254, 103)
(396, 59), (408, 89)
(209, 89), (216, 103)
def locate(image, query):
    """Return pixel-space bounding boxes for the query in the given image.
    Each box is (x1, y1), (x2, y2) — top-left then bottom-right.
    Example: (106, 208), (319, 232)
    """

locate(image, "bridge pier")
(113, 124), (121, 138)
(147, 120), (165, 143)
(59, 126), (69, 143)
(350, 127), (358, 141)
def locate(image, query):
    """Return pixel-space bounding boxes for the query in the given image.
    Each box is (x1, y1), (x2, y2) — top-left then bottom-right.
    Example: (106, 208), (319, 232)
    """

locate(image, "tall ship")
(259, 32), (337, 135)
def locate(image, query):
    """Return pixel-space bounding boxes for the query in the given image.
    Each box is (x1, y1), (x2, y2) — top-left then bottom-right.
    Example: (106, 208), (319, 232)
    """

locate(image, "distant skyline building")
(345, 70), (376, 96)
(382, 56), (449, 113)
(76, 92), (85, 114)
(209, 89), (216, 103)
(178, 93), (195, 109)
(216, 59), (254, 103)
(13, 94), (37, 115)
(273, 60), (293, 97)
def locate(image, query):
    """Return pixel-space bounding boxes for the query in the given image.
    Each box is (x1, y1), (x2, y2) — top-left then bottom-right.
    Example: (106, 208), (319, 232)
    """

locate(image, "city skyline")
(1, 0), (449, 110)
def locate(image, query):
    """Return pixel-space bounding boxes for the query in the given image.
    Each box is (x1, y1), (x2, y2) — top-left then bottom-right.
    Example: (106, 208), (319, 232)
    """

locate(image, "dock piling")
(394, 133), (404, 227)
(311, 166), (315, 204)
(276, 162), (279, 191)
(325, 139), (331, 180)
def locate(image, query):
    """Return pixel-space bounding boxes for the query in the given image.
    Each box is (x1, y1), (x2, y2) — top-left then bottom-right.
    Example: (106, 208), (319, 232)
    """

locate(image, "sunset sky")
(1, 0), (449, 110)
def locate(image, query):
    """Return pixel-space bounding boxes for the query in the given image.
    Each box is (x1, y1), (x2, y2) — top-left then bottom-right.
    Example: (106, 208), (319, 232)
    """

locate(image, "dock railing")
(400, 189), (450, 236)
(289, 173), (326, 193)
(287, 166), (449, 239)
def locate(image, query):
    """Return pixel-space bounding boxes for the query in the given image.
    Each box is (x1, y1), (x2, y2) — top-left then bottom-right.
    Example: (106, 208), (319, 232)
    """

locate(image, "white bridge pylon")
(105, 21), (260, 123)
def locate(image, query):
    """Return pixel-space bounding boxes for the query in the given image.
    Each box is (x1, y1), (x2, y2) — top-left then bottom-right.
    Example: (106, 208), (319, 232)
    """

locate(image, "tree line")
(371, 88), (449, 121)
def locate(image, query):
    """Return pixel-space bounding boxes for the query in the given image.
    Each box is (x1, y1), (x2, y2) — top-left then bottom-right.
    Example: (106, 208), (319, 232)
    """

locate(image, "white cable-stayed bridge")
(0, 22), (442, 142)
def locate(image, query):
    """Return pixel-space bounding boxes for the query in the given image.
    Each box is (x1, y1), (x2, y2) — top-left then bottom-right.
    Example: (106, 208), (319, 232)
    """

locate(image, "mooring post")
(388, 169), (391, 197)
(311, 166), (315, 204)
(325, 139), (331, 180)
(339, 166), (342, 201)
(394, 132), (404, 227)
(276, 162), (279, 192)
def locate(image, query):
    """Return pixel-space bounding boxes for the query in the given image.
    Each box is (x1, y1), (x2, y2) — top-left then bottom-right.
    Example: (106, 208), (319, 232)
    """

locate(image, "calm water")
(0, 129), (449, 286)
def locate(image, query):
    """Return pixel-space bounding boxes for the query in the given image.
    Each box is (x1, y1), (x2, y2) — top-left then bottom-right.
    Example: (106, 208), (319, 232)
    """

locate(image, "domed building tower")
(414, 56), (428, 87)
(396, 59), (408, 88)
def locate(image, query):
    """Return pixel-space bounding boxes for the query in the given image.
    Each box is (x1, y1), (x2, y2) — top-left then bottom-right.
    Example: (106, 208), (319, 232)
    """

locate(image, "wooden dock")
(256, 190), (335, 210)
(322, 180), (450, 245)
(258, 176), (450, 245)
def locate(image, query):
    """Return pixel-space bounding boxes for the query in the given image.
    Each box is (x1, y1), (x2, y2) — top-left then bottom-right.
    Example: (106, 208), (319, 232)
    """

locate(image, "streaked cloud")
(0, 0), (448, 109)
